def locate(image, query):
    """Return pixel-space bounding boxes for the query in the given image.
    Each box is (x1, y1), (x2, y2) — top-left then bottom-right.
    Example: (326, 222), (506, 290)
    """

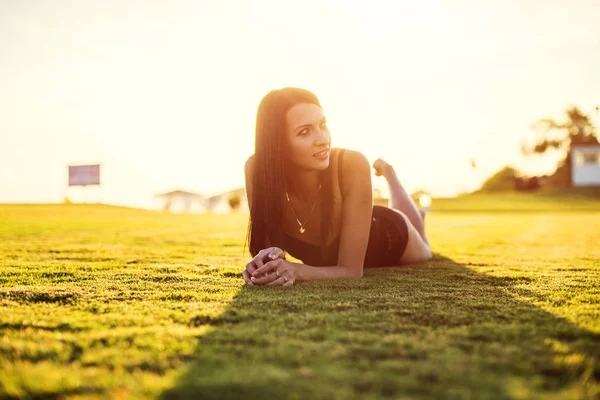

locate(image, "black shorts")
(363, 205), (409, 268)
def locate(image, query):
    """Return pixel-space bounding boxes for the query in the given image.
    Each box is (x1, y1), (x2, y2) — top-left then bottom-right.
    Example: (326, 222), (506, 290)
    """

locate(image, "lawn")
(0, 194), (599, 399)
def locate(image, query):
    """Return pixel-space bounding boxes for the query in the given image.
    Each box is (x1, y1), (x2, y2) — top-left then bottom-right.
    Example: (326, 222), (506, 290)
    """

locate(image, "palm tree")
(521, 107), (598, 187)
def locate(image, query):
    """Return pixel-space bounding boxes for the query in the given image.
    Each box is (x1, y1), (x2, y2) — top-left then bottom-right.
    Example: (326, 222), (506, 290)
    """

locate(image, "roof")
(572, 143), (600, 149)
(154, 190), (205, 199)
(207, 187), (245, 201)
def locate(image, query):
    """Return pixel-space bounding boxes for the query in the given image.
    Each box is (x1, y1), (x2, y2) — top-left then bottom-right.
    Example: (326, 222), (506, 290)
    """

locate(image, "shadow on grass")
(161, 254), (599, 399)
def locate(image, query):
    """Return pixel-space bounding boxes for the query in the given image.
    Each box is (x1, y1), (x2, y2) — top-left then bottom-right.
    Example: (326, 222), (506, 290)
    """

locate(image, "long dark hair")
(245, 87), (334, 261)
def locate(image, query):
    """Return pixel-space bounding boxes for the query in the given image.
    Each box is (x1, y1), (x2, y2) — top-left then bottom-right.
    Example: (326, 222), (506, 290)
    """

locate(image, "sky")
(1, 0), (599, 209)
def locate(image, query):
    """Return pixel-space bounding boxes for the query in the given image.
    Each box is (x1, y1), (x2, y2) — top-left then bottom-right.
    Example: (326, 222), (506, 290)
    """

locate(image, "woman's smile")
(313, 148), (330, 160)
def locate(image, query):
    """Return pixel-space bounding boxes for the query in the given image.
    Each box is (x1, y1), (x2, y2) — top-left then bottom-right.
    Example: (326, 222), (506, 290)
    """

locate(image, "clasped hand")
(242, 247), (296, 287)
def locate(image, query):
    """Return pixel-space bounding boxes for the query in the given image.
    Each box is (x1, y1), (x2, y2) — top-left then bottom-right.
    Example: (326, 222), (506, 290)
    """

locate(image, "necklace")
(285, 182), (322, 234)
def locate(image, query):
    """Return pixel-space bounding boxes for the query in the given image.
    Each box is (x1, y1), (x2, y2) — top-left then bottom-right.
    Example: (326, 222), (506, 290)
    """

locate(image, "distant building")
(207, 188), (249, 214)
(571, 144), (600, 186)
(153, 190), (207, 213)
(153, 188), (249, 214)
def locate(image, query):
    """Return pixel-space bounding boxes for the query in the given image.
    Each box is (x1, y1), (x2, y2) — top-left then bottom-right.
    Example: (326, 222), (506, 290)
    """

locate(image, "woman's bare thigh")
(396, 211), (431, 264)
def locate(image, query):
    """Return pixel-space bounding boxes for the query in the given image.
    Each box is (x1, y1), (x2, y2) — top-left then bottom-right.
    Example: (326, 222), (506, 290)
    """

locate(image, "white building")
(571, 144), (600, 186)
(207, 188), (249, 214)
(152, 188), (249, 213)
(153, 190), (207, 213)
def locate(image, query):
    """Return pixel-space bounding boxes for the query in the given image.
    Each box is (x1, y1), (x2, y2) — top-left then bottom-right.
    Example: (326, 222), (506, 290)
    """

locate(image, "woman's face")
(284, 103), (331, 171)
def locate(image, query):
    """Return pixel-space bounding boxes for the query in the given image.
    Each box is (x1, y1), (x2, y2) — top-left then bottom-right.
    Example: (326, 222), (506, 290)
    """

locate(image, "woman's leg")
(373, 159), (429, 246)
(397, 211), (432, 264)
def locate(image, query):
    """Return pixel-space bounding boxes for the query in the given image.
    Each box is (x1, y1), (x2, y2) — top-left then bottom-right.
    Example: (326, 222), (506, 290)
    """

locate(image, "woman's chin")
(290, 157), (330, 171)
(314, 162), (330, 171)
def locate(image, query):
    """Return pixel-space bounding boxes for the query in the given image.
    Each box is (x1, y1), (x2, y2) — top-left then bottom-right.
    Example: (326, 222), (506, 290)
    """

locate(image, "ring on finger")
(275, 270), (280, 276)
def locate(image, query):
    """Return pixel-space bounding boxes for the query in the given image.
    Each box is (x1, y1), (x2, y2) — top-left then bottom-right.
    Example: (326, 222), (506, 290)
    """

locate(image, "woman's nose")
(315, 129), (330, 145)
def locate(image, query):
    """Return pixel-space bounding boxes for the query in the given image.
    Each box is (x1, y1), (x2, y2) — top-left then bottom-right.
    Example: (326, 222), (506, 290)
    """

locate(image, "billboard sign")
(68, 164), (100, 186)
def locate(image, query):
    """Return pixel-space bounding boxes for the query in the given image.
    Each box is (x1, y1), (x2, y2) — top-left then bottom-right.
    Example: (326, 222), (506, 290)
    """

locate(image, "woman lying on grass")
(242, 87), (431, 287)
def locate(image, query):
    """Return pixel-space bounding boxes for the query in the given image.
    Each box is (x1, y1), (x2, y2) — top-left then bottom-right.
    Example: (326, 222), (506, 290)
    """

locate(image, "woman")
(242, 87), (431, 287)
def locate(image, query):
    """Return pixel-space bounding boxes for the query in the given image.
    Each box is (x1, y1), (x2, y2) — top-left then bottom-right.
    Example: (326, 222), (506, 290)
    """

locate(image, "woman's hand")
(242, 247), (285, 286)
(250, 258), (297, 287)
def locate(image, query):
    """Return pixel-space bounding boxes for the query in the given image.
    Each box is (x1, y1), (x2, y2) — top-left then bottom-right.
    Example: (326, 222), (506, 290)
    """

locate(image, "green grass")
(0, 194), (599, 399)
(429, 187), (600, 213)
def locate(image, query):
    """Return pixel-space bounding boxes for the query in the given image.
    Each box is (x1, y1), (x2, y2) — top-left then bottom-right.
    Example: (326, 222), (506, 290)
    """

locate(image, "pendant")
(299, 226), (306, 234)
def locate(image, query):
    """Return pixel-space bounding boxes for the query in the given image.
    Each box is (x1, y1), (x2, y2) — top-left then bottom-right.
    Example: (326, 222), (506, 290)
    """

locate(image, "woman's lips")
(313, 149), (330, 159)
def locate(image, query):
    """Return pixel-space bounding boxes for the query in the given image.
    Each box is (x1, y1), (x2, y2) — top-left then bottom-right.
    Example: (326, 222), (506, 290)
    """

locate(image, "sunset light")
(1, 1), (598, 207)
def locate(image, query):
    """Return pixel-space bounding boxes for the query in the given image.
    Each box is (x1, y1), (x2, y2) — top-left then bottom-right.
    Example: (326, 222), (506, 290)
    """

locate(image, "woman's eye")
(299, 129), (309, 136)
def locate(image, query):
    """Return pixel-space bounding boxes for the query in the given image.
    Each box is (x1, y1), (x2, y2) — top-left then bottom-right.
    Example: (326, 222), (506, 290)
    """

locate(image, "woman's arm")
(298, 150), (373, 280)
(250, 150), (373, 284)
(251, 259), (361, 284)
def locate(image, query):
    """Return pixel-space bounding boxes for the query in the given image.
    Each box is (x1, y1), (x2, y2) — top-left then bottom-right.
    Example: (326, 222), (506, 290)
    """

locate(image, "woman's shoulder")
(336, 148), (371, 197)
(336, 148), (370, 172)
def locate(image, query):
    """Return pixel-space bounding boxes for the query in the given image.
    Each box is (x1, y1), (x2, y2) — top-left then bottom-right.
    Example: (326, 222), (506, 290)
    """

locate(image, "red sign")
(68, 165), (100, 186)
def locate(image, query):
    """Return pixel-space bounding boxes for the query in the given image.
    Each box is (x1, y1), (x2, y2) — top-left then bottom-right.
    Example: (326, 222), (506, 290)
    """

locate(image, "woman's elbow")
(340, 265), (363, 278)
(351, 267), (364, 278)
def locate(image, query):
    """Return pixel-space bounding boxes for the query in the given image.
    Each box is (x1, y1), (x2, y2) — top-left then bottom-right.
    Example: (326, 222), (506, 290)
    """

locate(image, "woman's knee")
(401, 242), (431, 264)
(398, 216), (431, 264)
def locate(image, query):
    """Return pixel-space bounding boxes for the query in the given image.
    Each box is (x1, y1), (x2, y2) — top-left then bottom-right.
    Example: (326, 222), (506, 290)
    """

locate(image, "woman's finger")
(242, 269), (254, 286)
(268, 248), (285, 260)
(265, 276), (286, 286)
(245, 249), (266, 274)
(245, 262), (255, 275)
(252, 258), (282, 277)
(252, 269), (280, 285)
(282, 279), (294, 287)
(252, 249), (270, 270)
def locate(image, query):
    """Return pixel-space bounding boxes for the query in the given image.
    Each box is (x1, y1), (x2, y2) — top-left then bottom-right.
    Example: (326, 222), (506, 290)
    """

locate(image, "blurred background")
(1, 0), (599, 211)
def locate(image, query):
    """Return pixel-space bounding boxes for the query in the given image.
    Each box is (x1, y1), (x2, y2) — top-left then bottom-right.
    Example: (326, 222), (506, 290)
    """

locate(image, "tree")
(479, 166), (519, 192)
(521, 107), (599, 187)
(228, 193), (241, 211)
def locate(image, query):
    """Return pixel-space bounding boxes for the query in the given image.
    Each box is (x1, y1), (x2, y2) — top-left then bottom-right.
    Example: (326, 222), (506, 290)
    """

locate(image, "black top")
(282, 149), (409, 268)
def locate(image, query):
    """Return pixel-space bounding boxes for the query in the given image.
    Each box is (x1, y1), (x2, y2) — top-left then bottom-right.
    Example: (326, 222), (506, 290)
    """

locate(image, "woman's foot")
(373, 158), (393, 177)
